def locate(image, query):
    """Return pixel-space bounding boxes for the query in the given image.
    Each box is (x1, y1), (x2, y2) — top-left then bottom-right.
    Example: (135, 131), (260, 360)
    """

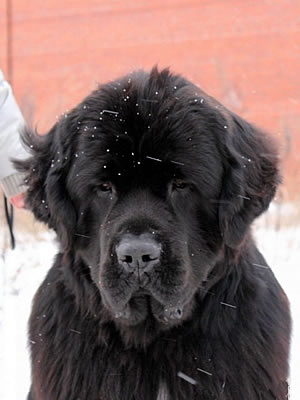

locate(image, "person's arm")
(0, 70), (28, 208)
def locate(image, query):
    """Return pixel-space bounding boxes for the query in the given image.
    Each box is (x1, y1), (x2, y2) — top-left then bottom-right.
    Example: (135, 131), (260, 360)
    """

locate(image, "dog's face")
(67, 90), (224, 327)
(17, 68), (279, 332)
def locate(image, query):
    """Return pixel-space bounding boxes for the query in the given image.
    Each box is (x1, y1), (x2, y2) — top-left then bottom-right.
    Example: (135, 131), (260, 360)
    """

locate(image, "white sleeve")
(0, 70), (29, 197)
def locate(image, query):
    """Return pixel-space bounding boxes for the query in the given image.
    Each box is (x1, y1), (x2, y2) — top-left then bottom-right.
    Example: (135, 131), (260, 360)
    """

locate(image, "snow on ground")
(0, 217), (299, 399)
(0, 231), (58, 400)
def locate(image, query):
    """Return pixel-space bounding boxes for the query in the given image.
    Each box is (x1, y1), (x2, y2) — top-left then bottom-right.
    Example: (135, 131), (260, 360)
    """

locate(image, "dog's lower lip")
(132, 288), (151, 297)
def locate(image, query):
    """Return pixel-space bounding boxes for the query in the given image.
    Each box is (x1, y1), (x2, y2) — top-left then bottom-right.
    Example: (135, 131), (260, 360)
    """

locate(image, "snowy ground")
(0, 208), (299, 399)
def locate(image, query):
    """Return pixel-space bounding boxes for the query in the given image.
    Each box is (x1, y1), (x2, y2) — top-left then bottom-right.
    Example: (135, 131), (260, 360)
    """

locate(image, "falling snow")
(170, 160), (185, 166)
(102, 110), (119, 116)
(196, 368), (213, 377)
(238, 195), (251, 200)
(146, 156), (162, 162)
(220, 302), (237, 309)
(177, 371), (197, 385)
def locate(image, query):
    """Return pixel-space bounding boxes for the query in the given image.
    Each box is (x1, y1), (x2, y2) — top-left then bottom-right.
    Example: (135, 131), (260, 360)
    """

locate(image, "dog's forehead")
(76, 81), (219, 158)
(76, 114), (214, 183)
(68, 71), (225, 192)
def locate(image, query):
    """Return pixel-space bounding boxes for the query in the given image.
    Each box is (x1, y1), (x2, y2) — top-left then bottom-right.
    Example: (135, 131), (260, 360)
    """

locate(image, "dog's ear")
(14, 120), (77, 250)
(218, 113), (280, 248)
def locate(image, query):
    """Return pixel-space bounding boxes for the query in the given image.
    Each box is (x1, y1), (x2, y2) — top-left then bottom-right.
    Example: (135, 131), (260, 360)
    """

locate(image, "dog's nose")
(116, 233), (161, 272)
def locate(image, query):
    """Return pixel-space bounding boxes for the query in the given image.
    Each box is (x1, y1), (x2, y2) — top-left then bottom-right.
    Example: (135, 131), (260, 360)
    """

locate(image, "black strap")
(4, 195), (15, 249)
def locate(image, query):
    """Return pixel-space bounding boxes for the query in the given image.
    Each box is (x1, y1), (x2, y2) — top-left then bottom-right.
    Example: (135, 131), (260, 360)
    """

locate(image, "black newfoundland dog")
(17, 68), (290, 400)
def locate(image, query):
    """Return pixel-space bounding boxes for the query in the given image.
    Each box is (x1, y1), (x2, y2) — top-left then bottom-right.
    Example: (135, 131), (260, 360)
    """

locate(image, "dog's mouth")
(112, 289), (185, 326)
(99, 253), (197, 328)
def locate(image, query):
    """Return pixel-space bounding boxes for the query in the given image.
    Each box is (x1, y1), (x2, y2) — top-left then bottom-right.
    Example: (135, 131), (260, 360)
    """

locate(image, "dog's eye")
(95, 182), (113, 195)
(172, 179), (188, 190)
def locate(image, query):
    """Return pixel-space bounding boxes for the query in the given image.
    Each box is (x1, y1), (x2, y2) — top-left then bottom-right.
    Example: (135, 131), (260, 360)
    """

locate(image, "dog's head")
(16, 67), (280, 331)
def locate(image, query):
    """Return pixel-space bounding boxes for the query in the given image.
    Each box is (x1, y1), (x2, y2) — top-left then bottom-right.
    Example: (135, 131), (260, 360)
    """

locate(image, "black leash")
(4, 194), (15, 249)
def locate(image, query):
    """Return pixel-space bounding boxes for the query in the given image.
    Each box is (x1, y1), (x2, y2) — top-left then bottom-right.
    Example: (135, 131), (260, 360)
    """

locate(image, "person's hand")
(9, 192), (26, 208)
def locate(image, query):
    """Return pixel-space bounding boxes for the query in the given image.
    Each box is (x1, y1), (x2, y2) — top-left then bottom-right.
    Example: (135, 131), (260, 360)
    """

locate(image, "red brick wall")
(1, 0), (299, 198)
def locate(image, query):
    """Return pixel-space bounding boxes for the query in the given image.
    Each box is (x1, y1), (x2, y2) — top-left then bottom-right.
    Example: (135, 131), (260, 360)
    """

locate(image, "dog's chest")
(157, 382), (169, 400)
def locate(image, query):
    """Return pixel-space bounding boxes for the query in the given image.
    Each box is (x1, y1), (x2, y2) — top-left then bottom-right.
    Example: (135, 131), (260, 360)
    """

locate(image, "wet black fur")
(16, 68), (290, 399)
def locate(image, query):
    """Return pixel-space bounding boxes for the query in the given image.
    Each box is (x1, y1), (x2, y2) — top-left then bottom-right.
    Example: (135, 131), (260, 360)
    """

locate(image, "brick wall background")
(0, 0), (299, 199)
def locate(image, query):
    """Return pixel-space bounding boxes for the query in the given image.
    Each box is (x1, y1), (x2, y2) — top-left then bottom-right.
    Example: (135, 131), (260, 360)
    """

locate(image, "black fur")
(16, 67), (290, 400)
